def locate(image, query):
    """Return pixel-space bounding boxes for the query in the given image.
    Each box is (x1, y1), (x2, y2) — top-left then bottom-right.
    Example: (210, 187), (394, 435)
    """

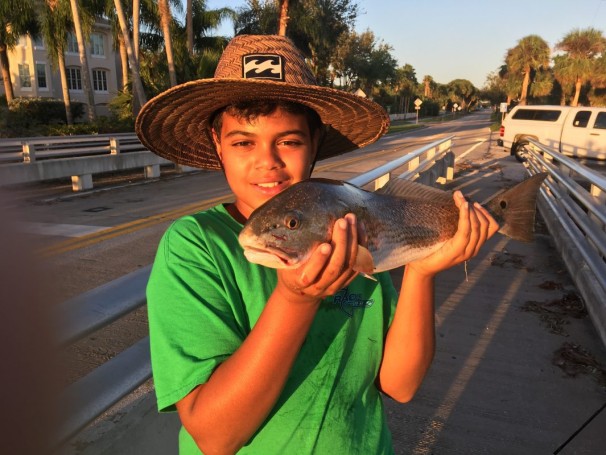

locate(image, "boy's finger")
(297, 243), (332, 288)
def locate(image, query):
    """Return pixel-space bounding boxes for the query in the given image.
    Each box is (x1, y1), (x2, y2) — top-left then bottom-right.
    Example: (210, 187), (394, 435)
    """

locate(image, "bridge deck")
(381, 156), (606, 454)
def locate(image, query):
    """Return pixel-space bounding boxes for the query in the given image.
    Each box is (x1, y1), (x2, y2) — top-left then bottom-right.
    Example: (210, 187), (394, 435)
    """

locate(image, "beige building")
(2, 19), (121, 118)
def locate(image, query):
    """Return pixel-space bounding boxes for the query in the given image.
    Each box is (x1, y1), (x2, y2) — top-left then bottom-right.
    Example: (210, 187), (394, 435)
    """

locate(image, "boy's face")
(213, 107), (319, 221)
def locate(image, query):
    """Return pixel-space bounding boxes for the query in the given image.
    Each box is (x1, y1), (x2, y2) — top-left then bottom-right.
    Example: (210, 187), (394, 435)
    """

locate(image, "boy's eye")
(232, 140), (253, 147)
(279, 139), (303, 147)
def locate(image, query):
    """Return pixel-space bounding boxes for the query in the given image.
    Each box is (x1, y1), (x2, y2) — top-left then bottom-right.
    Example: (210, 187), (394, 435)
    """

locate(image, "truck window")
(572, 111), (591, 128)
(594, 112), (606, 130)
(511, 109), (561, 121)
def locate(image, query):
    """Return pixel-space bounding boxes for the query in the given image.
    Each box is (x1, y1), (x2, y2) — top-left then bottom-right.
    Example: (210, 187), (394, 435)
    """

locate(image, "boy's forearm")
(377, 265), (436, 403)
(176, 290), (320, 454)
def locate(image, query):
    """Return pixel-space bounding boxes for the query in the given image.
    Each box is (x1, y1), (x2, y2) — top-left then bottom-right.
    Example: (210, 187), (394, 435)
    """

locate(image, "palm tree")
(556, 28), (606, 106)
(0, 0), (38, 104)
(158, 0), (177, 87)
(114, 0), (147, 110)
(423, 75), (433, 98)
(506, 35), (550, 106)
(41, 0), (75, 124)
(69, 0), (96, 121)
(278, 0), (289, 36)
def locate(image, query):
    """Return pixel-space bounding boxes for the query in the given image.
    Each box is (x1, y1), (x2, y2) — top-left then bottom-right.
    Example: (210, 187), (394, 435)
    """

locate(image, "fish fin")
(354, 245), (376, 275)
(485, 172), (548, 242)
(359, 272), (378, 281)
(376, 177), (452, 204)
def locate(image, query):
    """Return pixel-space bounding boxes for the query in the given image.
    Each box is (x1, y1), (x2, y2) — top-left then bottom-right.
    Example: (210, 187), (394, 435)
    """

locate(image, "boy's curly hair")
(210, 100), (323, 142)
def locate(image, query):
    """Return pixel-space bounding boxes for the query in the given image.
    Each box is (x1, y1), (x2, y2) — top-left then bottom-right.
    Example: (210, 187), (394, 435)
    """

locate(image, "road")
(6, 110), (606, 453)
(0, 111), (496, 385)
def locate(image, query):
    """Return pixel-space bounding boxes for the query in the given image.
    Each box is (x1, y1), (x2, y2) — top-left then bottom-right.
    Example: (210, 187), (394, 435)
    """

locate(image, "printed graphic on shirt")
(242, 54), (284, 80)
(333, 288), (374, 317)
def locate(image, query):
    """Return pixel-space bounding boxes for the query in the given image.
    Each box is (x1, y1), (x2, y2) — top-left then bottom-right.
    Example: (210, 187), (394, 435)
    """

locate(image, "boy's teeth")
(258, 182), (279, 188)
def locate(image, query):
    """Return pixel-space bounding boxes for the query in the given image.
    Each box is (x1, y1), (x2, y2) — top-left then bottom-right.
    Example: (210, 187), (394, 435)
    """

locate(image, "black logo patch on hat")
(242, 54), (284, 81)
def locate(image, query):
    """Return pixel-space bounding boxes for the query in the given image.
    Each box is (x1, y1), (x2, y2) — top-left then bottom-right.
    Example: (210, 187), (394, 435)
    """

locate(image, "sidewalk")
(386, 154), (606, 454)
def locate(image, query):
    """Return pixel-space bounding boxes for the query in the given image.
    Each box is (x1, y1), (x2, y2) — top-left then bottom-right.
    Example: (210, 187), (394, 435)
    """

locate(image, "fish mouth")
(242, 245), (301, 268)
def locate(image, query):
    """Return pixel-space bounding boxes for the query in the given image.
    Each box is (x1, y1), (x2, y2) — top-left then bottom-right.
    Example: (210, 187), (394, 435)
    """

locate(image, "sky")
(204, 0), (606, 88)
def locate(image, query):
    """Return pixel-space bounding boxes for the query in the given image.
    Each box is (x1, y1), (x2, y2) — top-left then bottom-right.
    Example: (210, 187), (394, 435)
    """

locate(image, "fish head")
(238, 183), (338, 269)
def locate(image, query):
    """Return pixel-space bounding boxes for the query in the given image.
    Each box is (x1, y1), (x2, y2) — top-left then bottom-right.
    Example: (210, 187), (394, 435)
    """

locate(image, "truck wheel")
(513, 141), (529, 163)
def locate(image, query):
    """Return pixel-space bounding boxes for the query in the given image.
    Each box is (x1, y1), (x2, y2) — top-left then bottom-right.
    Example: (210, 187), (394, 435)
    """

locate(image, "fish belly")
(372, 240), (447, 273)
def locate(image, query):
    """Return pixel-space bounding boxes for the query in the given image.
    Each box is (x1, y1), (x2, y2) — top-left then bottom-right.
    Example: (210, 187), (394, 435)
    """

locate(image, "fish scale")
(238, 175), (547, 274)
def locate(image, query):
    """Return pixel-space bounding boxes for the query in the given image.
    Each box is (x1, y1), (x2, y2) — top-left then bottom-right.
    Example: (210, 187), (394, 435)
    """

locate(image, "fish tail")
(485, 172), (548, 242)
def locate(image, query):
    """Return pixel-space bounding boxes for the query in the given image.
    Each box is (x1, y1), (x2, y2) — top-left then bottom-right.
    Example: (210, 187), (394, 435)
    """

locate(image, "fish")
(238, 173), (548, 274)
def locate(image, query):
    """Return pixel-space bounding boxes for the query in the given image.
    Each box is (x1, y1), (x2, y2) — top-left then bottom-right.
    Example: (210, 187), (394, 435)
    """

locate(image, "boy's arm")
(176, 216), (360, 455)
(377, 192), (499, 402)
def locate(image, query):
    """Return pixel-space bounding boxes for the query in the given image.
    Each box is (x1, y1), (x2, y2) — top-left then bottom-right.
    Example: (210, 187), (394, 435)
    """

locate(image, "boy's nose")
(255, 143), (284, 169)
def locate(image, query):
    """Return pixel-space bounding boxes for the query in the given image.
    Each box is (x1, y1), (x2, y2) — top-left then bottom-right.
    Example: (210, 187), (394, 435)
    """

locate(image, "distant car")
(498, 105), (606, 162)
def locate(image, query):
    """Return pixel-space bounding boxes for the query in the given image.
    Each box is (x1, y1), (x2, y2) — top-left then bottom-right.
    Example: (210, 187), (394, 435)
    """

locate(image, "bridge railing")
(525, 139), (606, 348)
(0, 133), (192, 191)
(56, 136), (456, 449)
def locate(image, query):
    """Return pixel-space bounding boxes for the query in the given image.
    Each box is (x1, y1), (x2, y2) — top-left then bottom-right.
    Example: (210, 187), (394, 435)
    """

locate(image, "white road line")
(457, 139), (487, 160)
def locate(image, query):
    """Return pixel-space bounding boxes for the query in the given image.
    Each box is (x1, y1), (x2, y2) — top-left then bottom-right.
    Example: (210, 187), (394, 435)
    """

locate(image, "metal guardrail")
(56, 136), (456, 447)
(0, 133), (185, 191)
(0, 133), (141, 163)
(525, 139), (606, 348)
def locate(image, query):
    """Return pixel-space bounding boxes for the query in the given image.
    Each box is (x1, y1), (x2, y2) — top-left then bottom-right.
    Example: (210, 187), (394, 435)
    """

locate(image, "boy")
(136, 35), (498, 454)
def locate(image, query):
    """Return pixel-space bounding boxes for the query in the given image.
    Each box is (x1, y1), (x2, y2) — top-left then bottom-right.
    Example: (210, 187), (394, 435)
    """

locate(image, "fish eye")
(284, 215), (300, 230)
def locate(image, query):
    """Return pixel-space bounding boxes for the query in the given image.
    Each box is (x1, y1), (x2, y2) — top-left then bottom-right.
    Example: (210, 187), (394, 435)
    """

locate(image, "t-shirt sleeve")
(147, 215), (245, 412)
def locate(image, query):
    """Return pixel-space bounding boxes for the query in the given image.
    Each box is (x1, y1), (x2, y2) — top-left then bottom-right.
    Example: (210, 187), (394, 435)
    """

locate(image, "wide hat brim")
(135, 78), (390, 170)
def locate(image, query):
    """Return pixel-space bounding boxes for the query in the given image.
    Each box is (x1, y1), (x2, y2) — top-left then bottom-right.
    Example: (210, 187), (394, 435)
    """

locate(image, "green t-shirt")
(147, 204), (398, 454)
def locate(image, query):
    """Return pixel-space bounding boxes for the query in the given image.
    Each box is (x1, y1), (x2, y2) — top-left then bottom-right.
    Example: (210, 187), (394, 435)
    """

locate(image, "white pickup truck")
(497, 105), (606, 162)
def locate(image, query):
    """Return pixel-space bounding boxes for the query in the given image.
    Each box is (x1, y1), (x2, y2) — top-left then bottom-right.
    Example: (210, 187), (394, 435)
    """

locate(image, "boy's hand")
(406, 191), (499, 277)
(276, 213), (360, 303)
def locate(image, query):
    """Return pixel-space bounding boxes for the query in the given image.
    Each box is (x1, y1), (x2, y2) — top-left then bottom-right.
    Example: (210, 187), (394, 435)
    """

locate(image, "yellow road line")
(40, 193), (233, 257)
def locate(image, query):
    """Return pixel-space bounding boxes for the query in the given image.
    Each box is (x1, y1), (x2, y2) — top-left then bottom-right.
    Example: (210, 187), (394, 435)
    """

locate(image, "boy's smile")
(213, 107), (318, 221)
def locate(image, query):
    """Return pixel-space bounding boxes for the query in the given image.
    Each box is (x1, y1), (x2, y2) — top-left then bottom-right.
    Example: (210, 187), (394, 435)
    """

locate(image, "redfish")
(238, 174), (547, 274)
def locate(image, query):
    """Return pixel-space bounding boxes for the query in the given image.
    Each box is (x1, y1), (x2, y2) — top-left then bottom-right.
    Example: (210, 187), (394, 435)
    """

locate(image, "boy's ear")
(211, 128), (223, 161)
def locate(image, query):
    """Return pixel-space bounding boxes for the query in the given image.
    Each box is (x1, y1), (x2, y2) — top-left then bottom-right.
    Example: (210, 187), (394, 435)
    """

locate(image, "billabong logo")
(333, 288), (374, 317)
(242, 54), (284, 81)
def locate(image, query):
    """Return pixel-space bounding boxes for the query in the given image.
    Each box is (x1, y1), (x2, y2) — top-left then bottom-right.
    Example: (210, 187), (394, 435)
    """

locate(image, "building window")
(18, 64), (32, 88)
(33, 36), (45, 48)
(36, 63), (47, 89)
(67, 32), (78, 53)
(92, 69), (108, 92)
(67, 67), (82, 90)
(90, 34), (105, 56)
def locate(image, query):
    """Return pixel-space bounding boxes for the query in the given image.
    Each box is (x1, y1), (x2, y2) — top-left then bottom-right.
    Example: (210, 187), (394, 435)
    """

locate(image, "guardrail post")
(374, 173), (390, 191)
(590, 184), (605, 231)
(175, 164), (197, 173)
(110, 137), (120, 155)
(72, 174), (93, 192)
(144, 164), (160, 179)
(22, 142), (36, 163)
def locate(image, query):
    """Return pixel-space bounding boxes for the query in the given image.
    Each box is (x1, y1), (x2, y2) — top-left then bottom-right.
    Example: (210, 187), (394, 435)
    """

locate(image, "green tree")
(447, 79), (477, 110)
(235, 0), (358, 86)
(69, 0), (96, 120)
(506, 35), (550, 106)
(158, 0), (178, 87)
(40, 0), (75, 124)
(0, 0), (38, 103)
(389, 64), (418, 113)
(114, 0), (147, 110)
(332, 30), (397, 97)
(481, 70), (507, 106)
(556, 28), (606, 106)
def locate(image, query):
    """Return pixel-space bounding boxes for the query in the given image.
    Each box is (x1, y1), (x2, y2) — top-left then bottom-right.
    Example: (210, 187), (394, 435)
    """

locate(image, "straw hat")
(135, 34), (390, 170)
